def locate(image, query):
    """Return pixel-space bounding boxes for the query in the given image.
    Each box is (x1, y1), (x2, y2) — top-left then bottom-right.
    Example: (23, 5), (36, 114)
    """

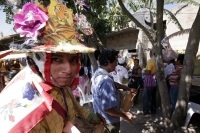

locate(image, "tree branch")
(117, 0), (155, 45)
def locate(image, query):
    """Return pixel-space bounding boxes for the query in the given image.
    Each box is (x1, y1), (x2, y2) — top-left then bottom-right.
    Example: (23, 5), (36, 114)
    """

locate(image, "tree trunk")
(137, 30), (148, 68)
(165, 6), (200, 132)
(93, 32), (104, 51)
(87, 36), (99, 73)
(118, 0), (172, 125)
(155, 0), (171, 128)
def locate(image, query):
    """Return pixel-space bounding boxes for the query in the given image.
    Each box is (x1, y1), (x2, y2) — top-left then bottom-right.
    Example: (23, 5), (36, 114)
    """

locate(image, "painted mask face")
(31, 52), (80, 88)
(50, 53), (79, 87)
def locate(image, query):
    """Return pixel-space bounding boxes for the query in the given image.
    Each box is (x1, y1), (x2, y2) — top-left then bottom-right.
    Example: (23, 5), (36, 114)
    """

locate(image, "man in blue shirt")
(91, 49), (137, 133)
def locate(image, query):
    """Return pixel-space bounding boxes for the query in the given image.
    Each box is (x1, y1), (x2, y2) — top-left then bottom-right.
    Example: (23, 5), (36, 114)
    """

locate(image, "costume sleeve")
(29, 119), (49, 133)
(29, 109), (64, 133)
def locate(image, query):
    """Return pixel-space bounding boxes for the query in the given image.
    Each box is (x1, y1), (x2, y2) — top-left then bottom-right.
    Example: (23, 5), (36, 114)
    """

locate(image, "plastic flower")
(9, 115), (15, 122)
(14, 3), (48, 40)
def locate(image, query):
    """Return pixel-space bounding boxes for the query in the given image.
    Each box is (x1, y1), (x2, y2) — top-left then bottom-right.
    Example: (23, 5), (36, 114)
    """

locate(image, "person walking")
(91, 49), (137, 133)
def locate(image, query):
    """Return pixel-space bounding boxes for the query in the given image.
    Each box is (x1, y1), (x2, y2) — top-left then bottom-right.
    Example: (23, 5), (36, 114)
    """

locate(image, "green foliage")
(3, 5), (13, 24)
(164, 9), (184, 31)
(0, 0), (109, 39)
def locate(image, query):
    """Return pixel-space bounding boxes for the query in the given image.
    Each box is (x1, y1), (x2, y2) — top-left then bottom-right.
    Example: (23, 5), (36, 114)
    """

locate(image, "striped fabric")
(169, 65), (183, 86)
(143, 74), (157, 88)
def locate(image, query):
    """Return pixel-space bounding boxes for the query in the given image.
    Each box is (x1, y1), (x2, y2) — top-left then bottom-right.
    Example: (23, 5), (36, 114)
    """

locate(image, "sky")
(0, 3), (180, 37)
(0, 11), (15, 36)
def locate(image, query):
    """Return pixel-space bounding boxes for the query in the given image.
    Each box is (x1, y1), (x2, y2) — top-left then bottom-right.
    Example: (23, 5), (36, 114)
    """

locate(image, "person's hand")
(122, 112), (134, 125)
(130, 88), (137, 96)
(87, 113), (106, 125)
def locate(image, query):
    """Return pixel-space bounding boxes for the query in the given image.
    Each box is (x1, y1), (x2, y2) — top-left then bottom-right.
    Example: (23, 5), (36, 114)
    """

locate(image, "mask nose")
(61, 62), (73, 74)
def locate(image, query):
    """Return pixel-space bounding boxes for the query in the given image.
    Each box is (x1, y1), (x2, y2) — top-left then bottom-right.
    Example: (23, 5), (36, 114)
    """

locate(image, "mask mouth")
(50, 74), (73, 88)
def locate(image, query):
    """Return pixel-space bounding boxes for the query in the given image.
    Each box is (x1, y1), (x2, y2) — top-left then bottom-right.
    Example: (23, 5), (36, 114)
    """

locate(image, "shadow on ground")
(83, 88), (200, 133)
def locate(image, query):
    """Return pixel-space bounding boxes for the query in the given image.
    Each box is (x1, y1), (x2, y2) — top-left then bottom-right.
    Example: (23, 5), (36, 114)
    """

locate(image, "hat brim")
(10, 40), (95, 53)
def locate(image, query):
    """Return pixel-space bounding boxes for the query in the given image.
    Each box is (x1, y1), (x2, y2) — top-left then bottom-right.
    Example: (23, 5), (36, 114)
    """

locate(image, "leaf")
(24, 104), (32, 108)
(17, 103), (22, 107)
(163, 9), (184, 31)
(166, 28), (190, 39)
(9, 108), (13, 114)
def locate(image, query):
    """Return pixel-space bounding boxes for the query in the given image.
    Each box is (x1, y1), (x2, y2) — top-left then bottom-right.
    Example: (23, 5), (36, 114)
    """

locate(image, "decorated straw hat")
(10, 0), (95, 53)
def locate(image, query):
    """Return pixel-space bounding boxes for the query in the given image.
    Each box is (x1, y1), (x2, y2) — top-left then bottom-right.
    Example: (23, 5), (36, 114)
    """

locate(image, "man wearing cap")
(0, 1), (105, 133)
(110, 57), (129, 86)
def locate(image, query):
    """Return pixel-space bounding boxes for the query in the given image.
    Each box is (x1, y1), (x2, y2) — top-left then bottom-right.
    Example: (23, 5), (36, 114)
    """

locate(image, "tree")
(118, 0), (171, 127)
(165, 6), (200, 132)
(118, 0), (200, 132)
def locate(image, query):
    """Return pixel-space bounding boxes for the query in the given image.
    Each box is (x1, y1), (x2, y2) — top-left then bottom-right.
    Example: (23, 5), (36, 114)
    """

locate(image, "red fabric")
(52, 100), (67, 121)
(0, 50), (13, 59)
(39, 82), (54, 92)
(70, 53), (81, 87)
(8, 103), (50, 133)
(44, 53), (52, 84)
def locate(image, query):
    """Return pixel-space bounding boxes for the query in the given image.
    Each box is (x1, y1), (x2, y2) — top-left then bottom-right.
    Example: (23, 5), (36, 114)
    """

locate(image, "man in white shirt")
(110, 58), (129, 86)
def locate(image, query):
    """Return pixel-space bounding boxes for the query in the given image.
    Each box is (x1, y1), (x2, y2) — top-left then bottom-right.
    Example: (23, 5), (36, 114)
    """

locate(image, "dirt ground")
(120, 89), (200, 133)
(84, 89), (200, 133)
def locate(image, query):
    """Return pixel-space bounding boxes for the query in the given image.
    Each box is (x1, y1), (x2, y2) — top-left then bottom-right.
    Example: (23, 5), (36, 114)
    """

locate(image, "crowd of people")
(0, 59), (26, 91)
(0, 1), (186, 133)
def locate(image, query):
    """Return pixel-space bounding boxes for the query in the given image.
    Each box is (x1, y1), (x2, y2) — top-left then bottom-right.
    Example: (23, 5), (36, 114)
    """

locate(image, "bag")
(143, 74), (157, 88)
(122, 91), (135, 112)
(162, 39), (178, 62)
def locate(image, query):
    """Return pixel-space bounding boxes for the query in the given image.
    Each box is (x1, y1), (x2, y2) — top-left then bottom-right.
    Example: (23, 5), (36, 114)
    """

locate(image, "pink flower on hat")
(14, 3), (48, 40)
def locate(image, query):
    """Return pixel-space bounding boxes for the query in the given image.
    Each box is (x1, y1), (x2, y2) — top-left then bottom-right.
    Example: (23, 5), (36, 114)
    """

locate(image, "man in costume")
(0, 1), (104, 132)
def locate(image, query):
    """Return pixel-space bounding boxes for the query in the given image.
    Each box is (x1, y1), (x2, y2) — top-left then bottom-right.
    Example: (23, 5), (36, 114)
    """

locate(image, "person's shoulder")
(100, 77), (114, 86)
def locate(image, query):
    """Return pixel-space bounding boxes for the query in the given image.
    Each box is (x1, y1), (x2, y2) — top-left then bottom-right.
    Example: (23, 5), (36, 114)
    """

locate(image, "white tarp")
(0, 53), (26, 60)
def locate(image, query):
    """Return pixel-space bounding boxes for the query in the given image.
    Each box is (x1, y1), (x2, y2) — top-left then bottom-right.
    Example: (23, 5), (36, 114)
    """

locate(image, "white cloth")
(165, 63), (175, 78)
(110, 65), (129, 85)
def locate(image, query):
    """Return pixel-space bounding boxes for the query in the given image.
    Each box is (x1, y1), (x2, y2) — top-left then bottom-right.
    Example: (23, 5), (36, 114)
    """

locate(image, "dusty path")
(84, 89), (200, 133)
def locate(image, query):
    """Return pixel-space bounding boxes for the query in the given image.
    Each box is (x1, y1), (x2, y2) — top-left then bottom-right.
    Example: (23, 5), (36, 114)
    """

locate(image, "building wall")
(105, 28), (139, 51)
(164, 5), (200, 75)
